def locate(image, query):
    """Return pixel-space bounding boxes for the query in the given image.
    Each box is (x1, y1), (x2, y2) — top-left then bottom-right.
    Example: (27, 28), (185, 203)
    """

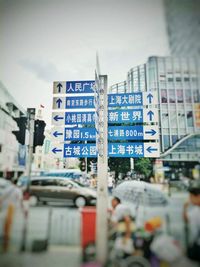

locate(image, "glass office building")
(110, 56), (200, 163)
(164, 0), (200, 57)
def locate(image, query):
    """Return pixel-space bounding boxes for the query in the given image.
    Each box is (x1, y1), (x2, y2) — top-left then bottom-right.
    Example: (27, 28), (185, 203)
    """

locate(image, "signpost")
(52, 142), (159, 158)
(51, 70), (160, 265)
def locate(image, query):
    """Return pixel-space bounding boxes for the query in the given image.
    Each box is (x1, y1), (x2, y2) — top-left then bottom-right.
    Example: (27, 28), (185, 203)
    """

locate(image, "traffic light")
(33, 119), (46, 152)
(12, 116), (27, 145)
(80, 159), (86, 172)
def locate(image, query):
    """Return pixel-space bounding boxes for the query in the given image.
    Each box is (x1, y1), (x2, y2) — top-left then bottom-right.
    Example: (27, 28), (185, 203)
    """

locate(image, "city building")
(0, 81), (27, 179)
(110, 56), (200, 179)
(164, 0), (200, 56)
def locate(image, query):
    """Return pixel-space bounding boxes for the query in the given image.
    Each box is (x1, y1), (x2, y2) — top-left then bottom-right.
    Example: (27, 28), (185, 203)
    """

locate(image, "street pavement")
(0, 245), (82, 267)
(0, 190), (190, 267)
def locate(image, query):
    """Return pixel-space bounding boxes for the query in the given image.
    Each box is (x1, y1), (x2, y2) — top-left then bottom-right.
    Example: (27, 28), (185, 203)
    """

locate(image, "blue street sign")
(108, 92), (143, 107)
(65, 111), (95, 125)
(63, 143), (97, 158)
(64, 127), (96, 141)
(108, 126), (159, 140)
(66, 81), (95, 94)
(108, 142), (160, 157)
(109, 143), (144, 157)
(66, 96), (94, 109)
(56, 142), (159, 158)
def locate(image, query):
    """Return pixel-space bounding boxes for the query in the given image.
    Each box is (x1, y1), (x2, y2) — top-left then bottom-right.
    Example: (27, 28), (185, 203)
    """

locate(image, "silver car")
(17, 176), (96, 208)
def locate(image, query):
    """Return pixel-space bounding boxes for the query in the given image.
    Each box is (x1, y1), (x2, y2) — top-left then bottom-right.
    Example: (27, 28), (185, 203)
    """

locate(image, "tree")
(134, 158), (153, 181)
(108, 157), (130, 181)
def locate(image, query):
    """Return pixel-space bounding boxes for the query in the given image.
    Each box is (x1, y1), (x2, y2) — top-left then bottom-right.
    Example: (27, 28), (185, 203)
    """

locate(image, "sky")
(0, 0), (169, 128)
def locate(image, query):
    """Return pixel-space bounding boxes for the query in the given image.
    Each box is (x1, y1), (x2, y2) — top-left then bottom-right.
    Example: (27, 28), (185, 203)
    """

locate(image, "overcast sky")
(0, 0), (169, 127)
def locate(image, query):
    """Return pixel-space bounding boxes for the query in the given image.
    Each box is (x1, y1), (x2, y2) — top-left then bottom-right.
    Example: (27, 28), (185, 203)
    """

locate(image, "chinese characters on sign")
(61, 142), (160, 158)
(108, 92), (143, 107)
(65, 96), (94, 109)
(108, 109), (158, 124)
(66, 81), (95, 94)
(65, 111), (96, 125)
(64, 127), (96, 141)
(63, 143), (97, 158)
(52, 80), (159, 158)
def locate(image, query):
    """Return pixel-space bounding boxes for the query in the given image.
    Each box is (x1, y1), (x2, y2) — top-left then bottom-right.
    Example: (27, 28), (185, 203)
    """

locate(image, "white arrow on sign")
(52, 97), (65, 109)
(53, 81), (66, 94)
(144, 143), (160, 158)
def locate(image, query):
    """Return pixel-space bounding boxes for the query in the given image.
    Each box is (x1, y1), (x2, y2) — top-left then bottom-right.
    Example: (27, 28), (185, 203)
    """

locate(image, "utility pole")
(26, 108), (35, 192)
(95, 74), (108, 264)
(21, 108), (35, 252)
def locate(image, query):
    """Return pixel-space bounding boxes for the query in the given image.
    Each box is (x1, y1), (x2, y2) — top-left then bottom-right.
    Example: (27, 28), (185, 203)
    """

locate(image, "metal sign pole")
(21, 108), (35, 252)
(96, 75), (108, 264)
(26, 108), (35, 192)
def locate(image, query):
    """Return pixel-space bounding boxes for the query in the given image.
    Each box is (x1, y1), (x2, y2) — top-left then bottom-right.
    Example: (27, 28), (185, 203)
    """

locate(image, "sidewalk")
(0, 245), (82, 267)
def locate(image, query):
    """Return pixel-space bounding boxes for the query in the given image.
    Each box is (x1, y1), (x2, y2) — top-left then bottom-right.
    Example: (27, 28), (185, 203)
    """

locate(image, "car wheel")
(29, 195), (38, 206)
(74, 196), (87, 208)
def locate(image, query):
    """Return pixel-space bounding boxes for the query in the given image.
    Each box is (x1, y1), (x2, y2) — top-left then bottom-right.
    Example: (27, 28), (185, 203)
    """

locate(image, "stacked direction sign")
(51, 81), (160, 158)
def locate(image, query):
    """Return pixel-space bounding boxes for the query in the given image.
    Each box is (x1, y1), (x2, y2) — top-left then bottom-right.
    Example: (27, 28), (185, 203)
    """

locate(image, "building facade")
(164, 0), (200, 56)
(110, 56), (200, 170)
(0, 81), (27, 179)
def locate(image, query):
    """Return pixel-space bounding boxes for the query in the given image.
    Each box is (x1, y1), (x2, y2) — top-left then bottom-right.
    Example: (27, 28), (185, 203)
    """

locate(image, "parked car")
(17, 176), (96, 208)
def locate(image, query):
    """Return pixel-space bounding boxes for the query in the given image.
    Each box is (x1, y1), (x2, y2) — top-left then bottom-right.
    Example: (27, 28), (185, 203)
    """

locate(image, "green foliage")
(134, 158), (153, 180)
(108, 157), (130, 179)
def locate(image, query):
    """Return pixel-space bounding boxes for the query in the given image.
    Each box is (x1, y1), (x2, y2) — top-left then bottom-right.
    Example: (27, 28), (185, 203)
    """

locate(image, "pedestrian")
(110, 197), (135, 257)
(108, 174), (114, 194)
(183, 180), (200, 263)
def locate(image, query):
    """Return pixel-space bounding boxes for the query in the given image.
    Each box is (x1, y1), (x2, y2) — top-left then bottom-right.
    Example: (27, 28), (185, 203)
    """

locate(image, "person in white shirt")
(183, 183), (200, 263)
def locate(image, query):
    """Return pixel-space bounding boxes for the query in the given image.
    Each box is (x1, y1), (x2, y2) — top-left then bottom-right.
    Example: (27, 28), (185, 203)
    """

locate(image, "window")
(41, 179), (57, 186)
(178, 112), (186, 128)
(172, 135), (178, 145)
(187, 111), (194, 127)
(169, 89), (175, 103)
(185, 90), (192, 103)
(57, 180), (70, 187)
(164, 135), (170, 149)
(161, 89), (167, 103)
(168, 77), (173, 82)
(193, 89), (200, 103)
(176, 77), (181, 82)
(170, 111), (177, 128)
(162, 113), (169, 128)
(32, 180), (42, 186)
(176, 89), (183, 103)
